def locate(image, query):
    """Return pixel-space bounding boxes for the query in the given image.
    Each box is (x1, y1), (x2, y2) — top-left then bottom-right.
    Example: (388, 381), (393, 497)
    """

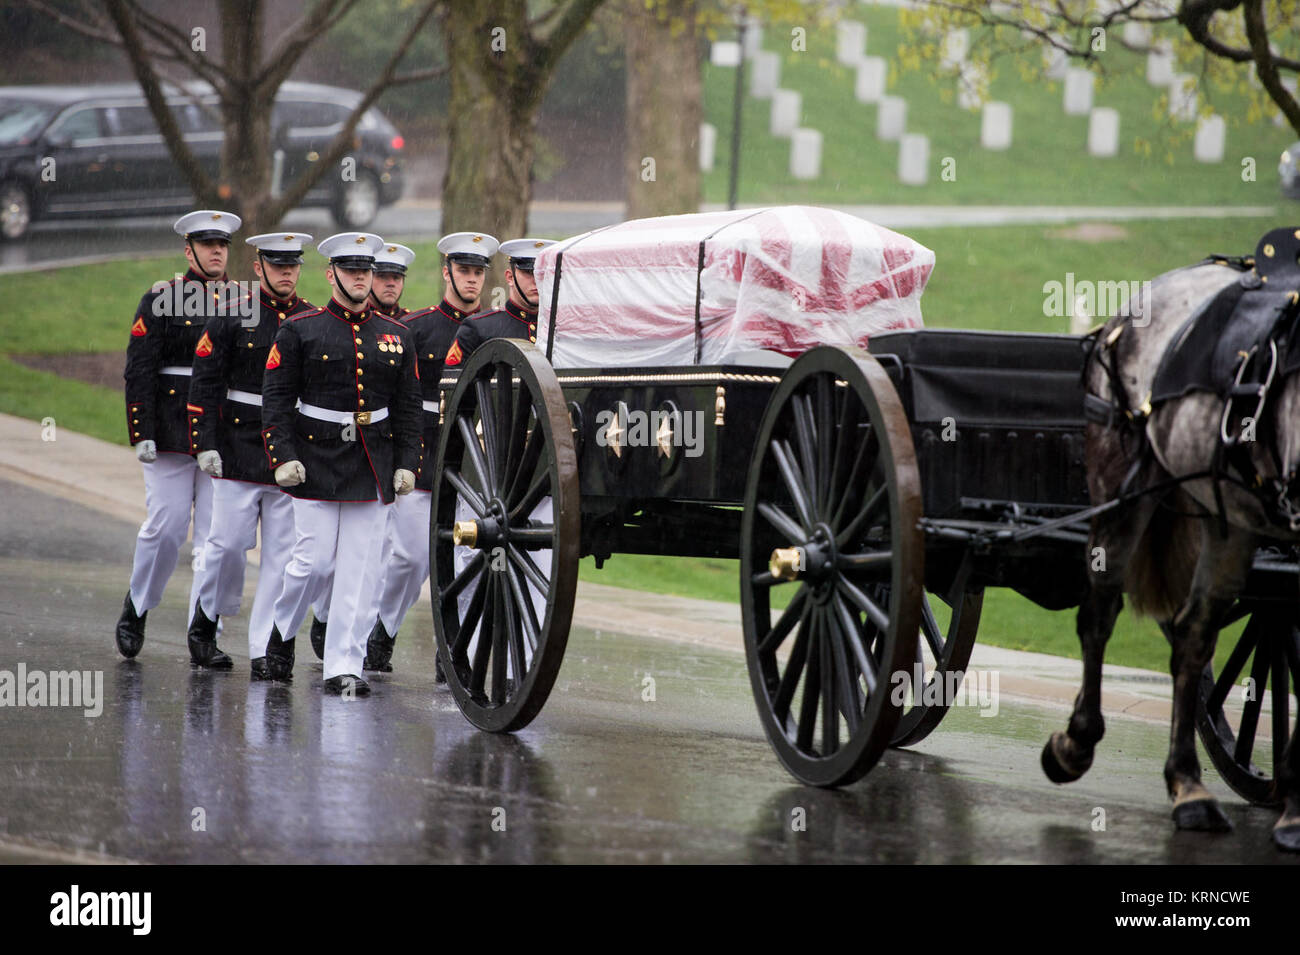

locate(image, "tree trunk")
(440, 1), (542, 244)
(219, 0), (272, 278)
(623, 0), (701, 220)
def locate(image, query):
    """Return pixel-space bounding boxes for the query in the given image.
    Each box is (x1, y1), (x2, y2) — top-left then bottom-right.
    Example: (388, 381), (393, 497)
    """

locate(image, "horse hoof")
(1172, 798), (1233, 832)
(1040, 734), (1088, 784)
(1273, 823), (1300, 852)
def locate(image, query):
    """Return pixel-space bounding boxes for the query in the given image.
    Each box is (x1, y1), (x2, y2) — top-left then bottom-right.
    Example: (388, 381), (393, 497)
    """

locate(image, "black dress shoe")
(309, 616), (327, 660)
(249, 657), (269, 681)
(187, 599), (233, 669)
(114, 592), (147, 658)
(324, 674), (371, 697)
(264, 625), (295, 683)
(362, 620), (395, 672)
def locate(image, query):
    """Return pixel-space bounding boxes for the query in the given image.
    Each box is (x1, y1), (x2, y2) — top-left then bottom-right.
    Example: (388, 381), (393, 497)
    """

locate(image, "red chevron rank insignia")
(130, 316), (148, 337)
(266, 343), (281, 369)
(195, 331), (213, 357)
(445, 341), (463, 366)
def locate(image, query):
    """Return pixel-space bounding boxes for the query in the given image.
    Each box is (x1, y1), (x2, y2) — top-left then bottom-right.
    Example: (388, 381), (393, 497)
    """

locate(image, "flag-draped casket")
(534, 206), (934, 367)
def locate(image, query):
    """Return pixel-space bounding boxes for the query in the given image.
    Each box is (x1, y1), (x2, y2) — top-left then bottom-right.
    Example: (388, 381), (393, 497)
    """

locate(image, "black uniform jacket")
(402, 299), (475, 490)
(372, 302), (410, 321)
(124, 267), (238, 454)
(188, 287), (314, 484)
(444, 298), (538, 370)
(260, 297), (422, 504)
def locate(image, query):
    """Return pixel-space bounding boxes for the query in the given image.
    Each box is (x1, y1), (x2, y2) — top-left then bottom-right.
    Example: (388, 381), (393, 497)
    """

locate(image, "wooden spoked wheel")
(1193, 600), (1298, 807)
(430, 340), (580, 732)
(741, 346), (924, 787)
(891, 579), (984, 748)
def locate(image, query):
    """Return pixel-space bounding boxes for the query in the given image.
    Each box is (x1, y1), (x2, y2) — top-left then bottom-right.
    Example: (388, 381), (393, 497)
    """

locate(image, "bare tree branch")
(1243, 0), (1300, 133)
(126, 0), (233, 89)
(263, 0), (442, 221)
(102, 0), (220, 201)
(255, 0), (362, 92)
(534, 0), (606, 76)
(386, 64), (450, 87)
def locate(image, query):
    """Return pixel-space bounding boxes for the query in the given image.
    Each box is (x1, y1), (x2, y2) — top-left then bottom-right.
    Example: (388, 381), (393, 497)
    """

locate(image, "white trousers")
(274, 498), (389, 680)
(376, 489), (431, 636)
(195, 479), (296, 657)
(128, 453), (213, 616)
(312, 500), (396, 631)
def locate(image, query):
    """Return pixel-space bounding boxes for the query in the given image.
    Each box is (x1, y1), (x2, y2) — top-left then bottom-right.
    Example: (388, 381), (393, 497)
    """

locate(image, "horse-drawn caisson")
(426, 207), (1300, 852)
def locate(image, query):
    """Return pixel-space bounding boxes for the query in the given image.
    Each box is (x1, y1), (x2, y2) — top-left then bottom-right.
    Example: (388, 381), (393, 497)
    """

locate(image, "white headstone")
(710, 41), (741, 68)
(981, 101), (1013, 150)
(877, 96), (907, 140)
(1063, 67), (1094, 115)
(1044, 43), (1068, 80)
(855, 56), (887, 103)
(1122, 21), (1151, 47)
(790, 128), (823, 180)
(770, 88), (802, 138)
(750, 51), (781, 99)
(899, 133), (929, 185)
(1146, 42), (1174, 86)
(837, 20), (867, 66)
(941, 28), (968, 69)
(1168, 74), (1197, 121)
(1193, 114), (1225, 162)
(742, 19), (762, 60)
(699, 122), (717, 172)
(958, 62), (987, 110)
(1088, 107), (1120, 157)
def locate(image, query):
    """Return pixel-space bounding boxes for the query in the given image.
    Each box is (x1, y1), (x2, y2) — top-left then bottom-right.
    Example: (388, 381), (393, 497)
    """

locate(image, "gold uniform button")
(132, 418), (138, 424)
(357, 369), (364, 376)
(272, 457), (277, 463)
(322, 354), (328, 360)
(352, 324), (360, 331)
(357, 383), (364, 391)
(185, 320), (192, 326)
(358, 398), (366, 407)
(278, 312), (285, 319)
(268, 444), (274, 450)
(355, 337), (362, 344)
(308, 435), (314, 440)
(192, 430), (198, 436)
(233, 418), (240, 424)
(247, 342), (254, 348)
(168, 389), (176, 395)
(357, 352), (364, 360)
(133, 432), (140, 438)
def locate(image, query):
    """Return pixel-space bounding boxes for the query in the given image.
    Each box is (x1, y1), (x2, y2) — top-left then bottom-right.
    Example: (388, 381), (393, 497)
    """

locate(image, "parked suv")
(0, 81), (405, 241)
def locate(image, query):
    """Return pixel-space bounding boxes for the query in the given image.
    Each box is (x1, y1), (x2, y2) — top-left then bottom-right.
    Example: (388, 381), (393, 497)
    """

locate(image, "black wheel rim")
(891, 580), (983, 748)
(1194, 601), (1298, 807)
(430, 339), (579, 732)
(741, 346), (922, 787)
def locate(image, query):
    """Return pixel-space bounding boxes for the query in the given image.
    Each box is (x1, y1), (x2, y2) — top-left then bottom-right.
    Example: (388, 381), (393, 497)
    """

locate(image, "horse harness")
(1084, 226), (1300, 533)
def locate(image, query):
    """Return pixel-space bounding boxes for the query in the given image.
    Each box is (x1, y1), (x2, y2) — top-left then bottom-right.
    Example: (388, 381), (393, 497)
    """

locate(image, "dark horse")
(1040, 244), (1300, 851)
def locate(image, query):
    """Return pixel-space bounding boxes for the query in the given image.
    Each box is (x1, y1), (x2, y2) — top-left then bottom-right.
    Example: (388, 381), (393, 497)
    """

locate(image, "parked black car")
(0, 81), (405, 241)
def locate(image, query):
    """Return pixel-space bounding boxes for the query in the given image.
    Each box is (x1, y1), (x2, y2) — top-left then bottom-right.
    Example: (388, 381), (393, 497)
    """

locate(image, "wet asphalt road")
(0, 476), (1294, 864)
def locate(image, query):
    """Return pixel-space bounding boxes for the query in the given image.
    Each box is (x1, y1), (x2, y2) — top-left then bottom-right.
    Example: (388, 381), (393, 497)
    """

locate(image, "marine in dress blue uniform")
(364, 231), (499, 674)
(442, 238), (555, 369)
(310, 241), (417, 660)
(186, 232), (315, 678)
(258, 232), (422, 695)
(115, 209), (242, 665)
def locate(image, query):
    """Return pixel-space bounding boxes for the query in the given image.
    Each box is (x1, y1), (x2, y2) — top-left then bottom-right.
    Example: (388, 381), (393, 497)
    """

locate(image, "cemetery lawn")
(702, 4), (1300, 208)
(0, 217), (1268, 672)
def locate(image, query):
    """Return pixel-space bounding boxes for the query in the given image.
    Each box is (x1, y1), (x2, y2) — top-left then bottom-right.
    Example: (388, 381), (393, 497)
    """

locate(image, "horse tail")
(1124, 490), (1200, 621)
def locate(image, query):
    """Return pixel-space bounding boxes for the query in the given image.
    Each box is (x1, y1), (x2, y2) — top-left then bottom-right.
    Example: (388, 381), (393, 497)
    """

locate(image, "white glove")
(135, 439), (157, 463)
(275, 460), (306, 487)
(394, 469), (415, 495)
(197, 450), (223, 477)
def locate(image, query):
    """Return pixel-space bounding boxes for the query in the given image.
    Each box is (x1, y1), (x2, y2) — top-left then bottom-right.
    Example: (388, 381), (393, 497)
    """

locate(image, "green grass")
(703, 6), (1298, 207)
(0, 218), (1277, 672)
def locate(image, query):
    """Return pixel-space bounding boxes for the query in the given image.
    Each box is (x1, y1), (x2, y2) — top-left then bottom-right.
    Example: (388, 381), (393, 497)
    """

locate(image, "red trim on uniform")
(187, 403), (204, 414)
(261, 427), (277, 470)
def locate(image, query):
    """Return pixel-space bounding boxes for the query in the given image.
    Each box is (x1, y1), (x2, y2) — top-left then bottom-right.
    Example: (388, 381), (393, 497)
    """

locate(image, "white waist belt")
(421, 399), (439, 413)
(226, 389), (262, 406)
(160, 366), (192, 376)
(298, 402), (388, 425)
